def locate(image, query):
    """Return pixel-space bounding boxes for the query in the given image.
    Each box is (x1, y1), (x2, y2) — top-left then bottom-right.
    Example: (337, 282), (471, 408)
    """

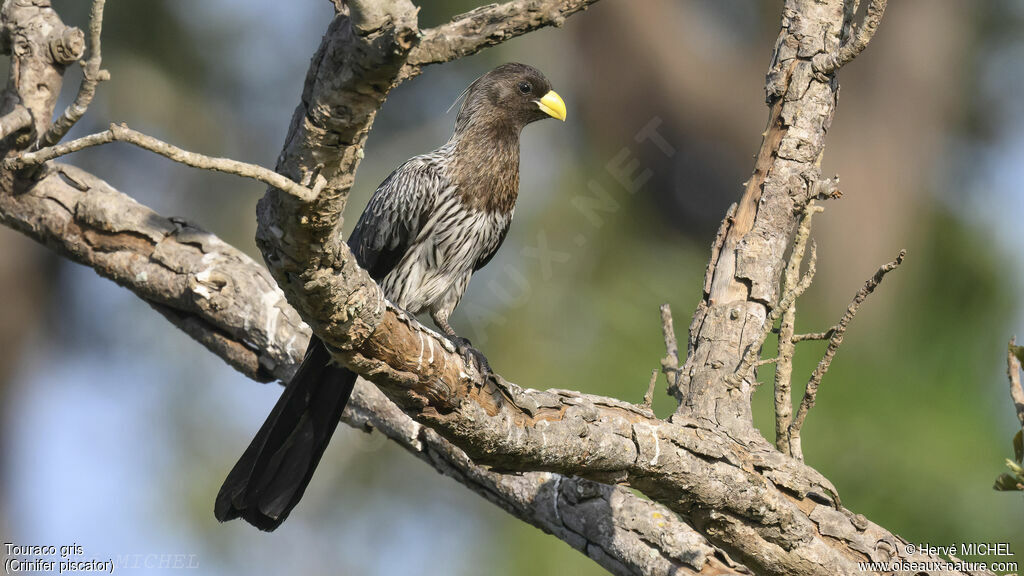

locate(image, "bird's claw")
(448, 336), (492, 374)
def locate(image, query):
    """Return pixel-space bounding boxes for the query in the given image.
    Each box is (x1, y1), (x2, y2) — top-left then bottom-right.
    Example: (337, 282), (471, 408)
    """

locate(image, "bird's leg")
(431, 310), (492, 374)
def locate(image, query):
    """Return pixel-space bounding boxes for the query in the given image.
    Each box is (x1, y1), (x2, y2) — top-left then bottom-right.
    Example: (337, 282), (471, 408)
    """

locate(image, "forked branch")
(773, 201), (824, 453)
(813, 0), (889, 75)
(788, 249), (906, 459)
(39, 0), (109, 148)
(6, 122), (316, 201)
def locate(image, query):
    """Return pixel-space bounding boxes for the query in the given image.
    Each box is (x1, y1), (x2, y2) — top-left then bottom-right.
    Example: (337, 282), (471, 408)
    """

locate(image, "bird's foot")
(447, 336), (492, 374)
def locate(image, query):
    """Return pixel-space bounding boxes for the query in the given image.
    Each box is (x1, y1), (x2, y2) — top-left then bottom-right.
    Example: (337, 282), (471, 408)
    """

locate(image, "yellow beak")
(536, 90), (567, 121)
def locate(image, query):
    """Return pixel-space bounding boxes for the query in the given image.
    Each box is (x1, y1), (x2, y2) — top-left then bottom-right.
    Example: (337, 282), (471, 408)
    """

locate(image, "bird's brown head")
(453, 63), (566, 137)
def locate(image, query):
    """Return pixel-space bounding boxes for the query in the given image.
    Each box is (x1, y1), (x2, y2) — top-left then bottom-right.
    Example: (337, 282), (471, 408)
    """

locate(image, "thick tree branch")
(0, 3), (731, 575)
(0, 2), (995, 576)
(251, 1), (990, 575)
(0, 162), (726, 576)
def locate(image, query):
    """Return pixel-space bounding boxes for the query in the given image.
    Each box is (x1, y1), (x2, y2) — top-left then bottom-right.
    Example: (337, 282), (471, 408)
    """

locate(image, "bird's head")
(453, 63), (566, 135)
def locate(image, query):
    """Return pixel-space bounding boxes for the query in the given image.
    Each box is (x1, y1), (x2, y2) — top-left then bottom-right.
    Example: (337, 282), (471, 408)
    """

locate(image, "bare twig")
(5, 123), (315, 201)
(773, 202), (823, 453)
(405, 0), (600, 74)
(792, 330), (834, 343)
(38, 0), (109, 148)
(789, 249), (906, 460)
(643, 369), (658, 409)
(0, 105), (33, 140)
(1007, 338), (1024, 429)
(813, 0), (888, 75)
(660, 303), (680, 393)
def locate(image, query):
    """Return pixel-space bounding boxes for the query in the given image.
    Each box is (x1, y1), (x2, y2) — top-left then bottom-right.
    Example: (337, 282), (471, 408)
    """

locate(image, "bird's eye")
(518, 82), (532, 94)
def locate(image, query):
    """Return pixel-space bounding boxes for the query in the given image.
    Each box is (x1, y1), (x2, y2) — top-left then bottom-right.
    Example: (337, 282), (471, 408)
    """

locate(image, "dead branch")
(405, 0), (601, 74)
(792, 330), (834, 343)
(789, 249), (906, 460)
(813, 0), (889, 76)
(774, 202), (823, 454)
(659, 303), (680, 392)
(39, 0), (109, 147)
(0, 1), (993, 575)
(0, 161), (717, 576)
(6, 123), (315, 201)
(0, 2), (735, 575)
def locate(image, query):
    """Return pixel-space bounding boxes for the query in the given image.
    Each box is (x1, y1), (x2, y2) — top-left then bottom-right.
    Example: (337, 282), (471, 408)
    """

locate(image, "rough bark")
(0, 161), (730, 576)
(0, 2), (733, 575)
(0, 1), (995, 576)
(251, 1), (989, 575)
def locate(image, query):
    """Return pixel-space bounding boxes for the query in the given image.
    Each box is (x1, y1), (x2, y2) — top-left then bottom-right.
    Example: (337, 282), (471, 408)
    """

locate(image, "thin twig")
(792, 330), (834, 343)
(643, 369), (658, 409)
(813, 0), (888, 75)
(756, 357), (778, 367)
(38, 0), (109, 148)
(1007, 338), (1024, 429)
(789, 249), (906, 460)
(774, 202), (821, 453)
(659, 303), (681, 393)
(6, 123), (315, 201)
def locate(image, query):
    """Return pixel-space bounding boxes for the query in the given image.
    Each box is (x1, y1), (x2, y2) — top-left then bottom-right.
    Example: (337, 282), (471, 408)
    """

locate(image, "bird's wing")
(348, 150), (450, 282)
(472, 212), (513, 273)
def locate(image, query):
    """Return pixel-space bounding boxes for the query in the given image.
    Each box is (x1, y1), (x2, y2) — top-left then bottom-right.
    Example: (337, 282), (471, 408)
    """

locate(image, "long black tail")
(214, 336), (356, 531)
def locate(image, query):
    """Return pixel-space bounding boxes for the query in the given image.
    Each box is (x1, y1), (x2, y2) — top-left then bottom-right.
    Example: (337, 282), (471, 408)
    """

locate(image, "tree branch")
(38, 0), (109, 148)
(250, 1), (988, 574)
(0, 1), (994, 575)
(812, 0), (889, 76)
(404, 0), (600, 75)
(788, 249), (905, 460)
(6, 122), (316, 200)
(773, 202), (823, 455)
(0, 3), (735, 575)
(0, 160), (726, 576)
(659, 303), (680, 397)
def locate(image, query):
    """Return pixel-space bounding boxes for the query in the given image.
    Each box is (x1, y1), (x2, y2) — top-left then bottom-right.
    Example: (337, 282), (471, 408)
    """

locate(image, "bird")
(214, 62), (566, 531)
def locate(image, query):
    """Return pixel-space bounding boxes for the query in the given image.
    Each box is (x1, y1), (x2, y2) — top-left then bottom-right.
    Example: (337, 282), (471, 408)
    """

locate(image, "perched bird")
(215, 63), (566, 531)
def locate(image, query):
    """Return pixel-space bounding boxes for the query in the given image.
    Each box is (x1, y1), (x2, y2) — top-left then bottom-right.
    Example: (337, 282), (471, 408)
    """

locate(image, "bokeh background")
(2, 0), (1023, 574)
